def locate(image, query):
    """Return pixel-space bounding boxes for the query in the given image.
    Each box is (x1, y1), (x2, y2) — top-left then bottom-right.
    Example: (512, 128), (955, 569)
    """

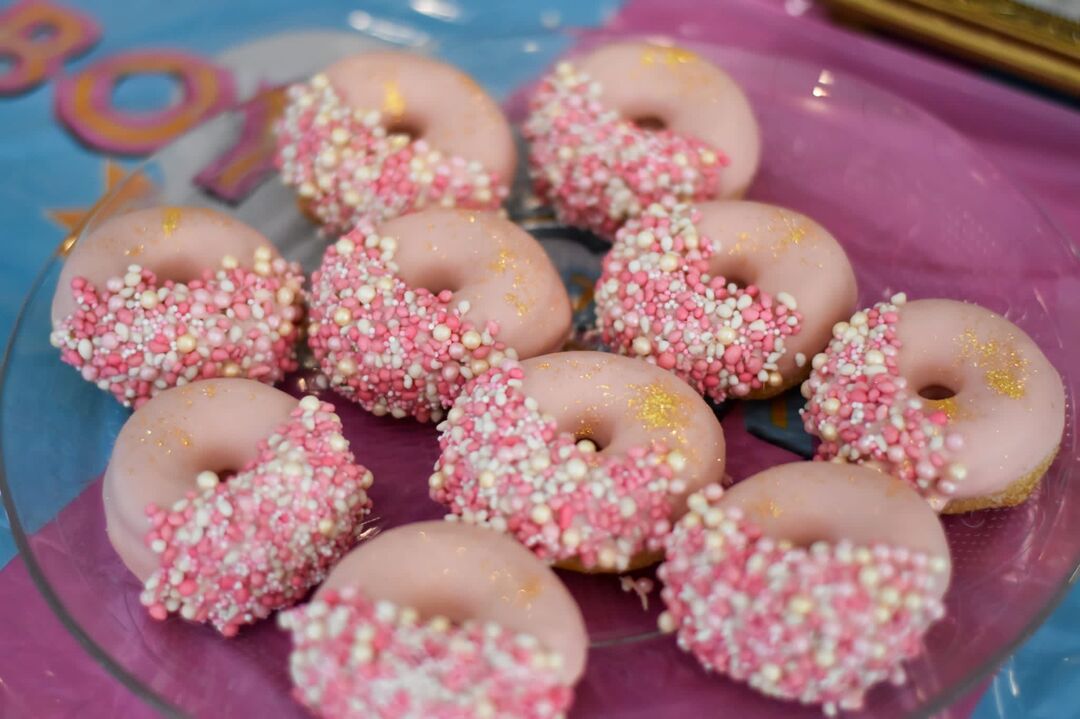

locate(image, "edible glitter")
(629, 381), (689, 433)
(924, 396), (968, 421)
(957, 330), (1028, 399)
(727, 209), (812, 259)
(640, 46), (698, 66)
(382, 78), (406, 117)
(161, 207), (182, 237)
(504, 292), (529, 317)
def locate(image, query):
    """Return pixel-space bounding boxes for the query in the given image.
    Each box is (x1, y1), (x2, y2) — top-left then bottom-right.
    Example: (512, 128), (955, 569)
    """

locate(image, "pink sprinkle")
(523, 62), (728, 238)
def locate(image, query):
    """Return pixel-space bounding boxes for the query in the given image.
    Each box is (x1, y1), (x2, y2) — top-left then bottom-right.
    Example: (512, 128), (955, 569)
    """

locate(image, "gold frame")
(825, 0), (1080, 96)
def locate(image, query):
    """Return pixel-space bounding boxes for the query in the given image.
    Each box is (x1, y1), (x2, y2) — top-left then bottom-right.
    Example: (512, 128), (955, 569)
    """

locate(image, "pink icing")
(280, 588), (573, 719)
(431, 351), (725, 572)
(306, 209), (571, 423)
(275, 52), (515, 235)
(802, 296), (1065, 508)
(279, 521), (587, 716)
(524, 41), (759, 237)
(659, 463), (950, 715)
(104, 380), (373, 636)
(595, 201), (803, 402)
(50, 207), (304, 408)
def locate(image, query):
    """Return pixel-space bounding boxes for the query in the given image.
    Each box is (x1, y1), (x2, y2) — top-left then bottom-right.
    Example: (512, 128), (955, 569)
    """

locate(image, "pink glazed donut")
(658, 462), (951, 715)
(801, 296), (1065, 513)
(279, 521), (587, 719)
(307, 208), (572, 423)
(103, 379), (374, 636)
(50, 206), (304, 408)
(276, 52), (516, 235)
(431, 351), (726, 572)
(524, 41), (760, 237)
(595, 200), (857, 402)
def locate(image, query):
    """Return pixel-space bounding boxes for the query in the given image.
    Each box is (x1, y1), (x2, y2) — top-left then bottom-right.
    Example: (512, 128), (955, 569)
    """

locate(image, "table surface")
(1, 0), (1077, 717)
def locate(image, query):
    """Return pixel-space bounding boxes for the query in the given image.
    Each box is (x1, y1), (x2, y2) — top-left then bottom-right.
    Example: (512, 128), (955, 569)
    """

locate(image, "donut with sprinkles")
(430, 351), (725, 572)
(524, 41), (759, 238)
(51, 206), (304, 408)
(280, 521), (587, 718)
(801, 296), (1065, 512)
(658, 462), (951, 716)
(595, 200), (856, 402)
(307, 208), (571, 423)
(103, 380), (374, 636)
(275, 52), (516, 235)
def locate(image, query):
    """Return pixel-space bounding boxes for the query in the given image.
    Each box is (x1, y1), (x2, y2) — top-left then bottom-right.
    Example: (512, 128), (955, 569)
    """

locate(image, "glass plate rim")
(2, 37), (1078, 718)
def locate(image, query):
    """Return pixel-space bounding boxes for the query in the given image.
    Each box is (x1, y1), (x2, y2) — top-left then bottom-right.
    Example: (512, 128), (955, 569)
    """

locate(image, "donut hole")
(396, 264), (463, 297)
(568, 415), (614, 454)
(384, 117), (424, 141)
(573, 434), (607, 452)
(707, 256), (757, 290)
(721, 273), (753, 290)
(918, 384), (957, 401)
(145, 257), (220, 286)
(631, 114), (667, 132)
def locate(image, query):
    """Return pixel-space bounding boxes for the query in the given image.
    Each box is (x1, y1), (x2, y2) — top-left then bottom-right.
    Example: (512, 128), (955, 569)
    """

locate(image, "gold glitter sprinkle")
(628, 381), (690, 440)
(201, 383), (217, 398)
(727, 211), (813, 259)
(574, 411), (600, 441)
(161, 207), (182, 237)
(943, 449), (1056, 514)
(124, 243), (145, 257)
(776, 210), (809, 252)
(640, 46), (698, 66)
(382, 79), (406, 117)
(517, 575), (543, 603)
(925, 396), (959, 420)
(489, 247), (515, 273)
(504, 292), (529, 317)
(956, 330), (1029, 399)
(748, 497), (783, 519)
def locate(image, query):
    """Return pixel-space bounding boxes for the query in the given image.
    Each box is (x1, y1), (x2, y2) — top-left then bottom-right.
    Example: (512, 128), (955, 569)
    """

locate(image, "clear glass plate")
(2, 36), (1078, 718)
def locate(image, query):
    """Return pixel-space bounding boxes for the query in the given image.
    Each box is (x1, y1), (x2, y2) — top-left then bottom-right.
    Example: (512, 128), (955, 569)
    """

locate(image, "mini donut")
(801, 295), (1065, 512)
(103, 379), (374, 635)
(307, 208), (572, 423)
(275, 52), (516, 235)
(658, 463), (951, 715)
(50, 206), (304, 408)
(279, 521), (587, 718)
(595, 200), (856, 402)
(524, 41), (759, 238)
(430, 351), (726, 572)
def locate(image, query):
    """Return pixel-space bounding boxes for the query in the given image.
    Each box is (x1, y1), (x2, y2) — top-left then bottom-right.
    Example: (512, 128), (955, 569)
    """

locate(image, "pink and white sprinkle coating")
(658, 485), (948, 716)
(430, 360), (686, 572)
(275, 74), (507, 236)
(799, 295), (966, 509)
(141, 395), (374, 636)
(50, 249), (304, 408)
(280, 587), (573, 719)
(307, 228), (514, 423)
(524, 62), (727, 238)
(595, 201), (802, 402)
